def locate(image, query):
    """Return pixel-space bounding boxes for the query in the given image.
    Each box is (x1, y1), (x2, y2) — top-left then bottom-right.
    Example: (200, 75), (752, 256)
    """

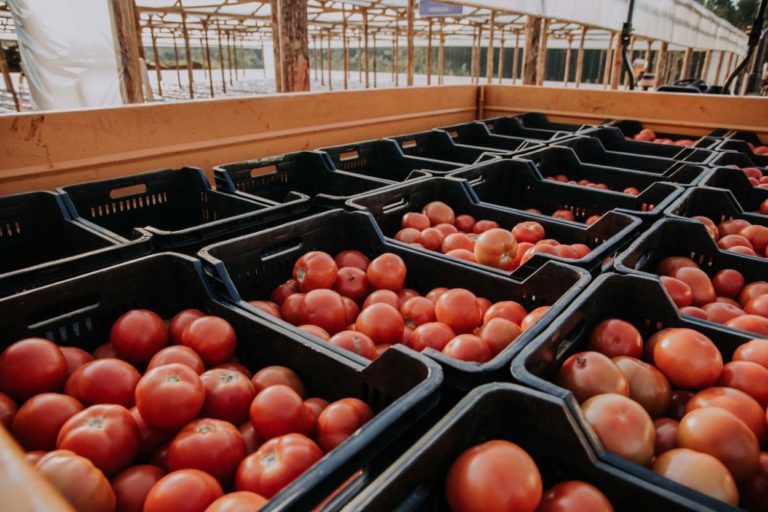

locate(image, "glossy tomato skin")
(654, 418), (679, 456)
(686, 386), (766, 444)
(65, 358), (141, 408)
(12, 392), (84, 450)
(718, 360), (768, 406)
(206, 491), (268, 512)
(333, 266), (370, 302)
(238, 421), (263, 455)
(135, 363), (205, 431)
(144, 469), (224, 512)
(557, 352), (629, 403)
(581, 393), (655, 466)
(442, 334), (492, 363)
(0, 391), (16, 430)
(536, 481), (614, 512)
(355, 303), (405, 344)
(712, 269), (745, 299)
(400, 297), (437, 329)
(316, 398), (373, 452)
(445, 439), (542, 512)
(483, 301), (527, 326)
(201, 369), (256, 424)
(57, 404), (140, 476)
(435, 289), (482, 334)
(36, 449), (116, 512)
(301, 289), (347, 335)
(612, 356), (671, 418)
(169, 309), (206, 343)
(181, 316), (237, 366)
(271, 280), (299, 306)
(293, 251), (338, 292)
(521, 306), (550, 331)
(132, 406), (174, 460)
(408, 322), (456, 352)
(652, 328), (723, 389)
(473, 228), (518, 270)
(588, 319), (643, 358)
(148, 345), (205, 374)
(111, 464), (166, 512)
(366, 253), (407, 291)
(251, 366), (306, 397)
(328, 330), (377, 360)
(733, 338), (768, 368)
(60, 346), (93, 377)
(652, 449), (738, 506)
(0, 337), (67, 401)
(249, 385), (314, 440)
(477, 318), (522, 357)
(235, 433), (323, 498)
(110, 309), (168, 363)
(422, 201), (455, 225)
(168, 418), (246, 485)
(334, 250), (370, 271)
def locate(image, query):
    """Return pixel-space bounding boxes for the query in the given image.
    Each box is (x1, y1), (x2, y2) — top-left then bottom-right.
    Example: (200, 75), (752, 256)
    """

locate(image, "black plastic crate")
(213, 151), (395, 205)
(199, 209), (590, 392)
(319, 139), (459, 181)
(666, 186), (768, 230)
(452, 157), (684, 224)
(345, 383), (705, 512)
(605, 119), (727, 149)
(709, 150), (768, 171)
(439, 122), (544, 153)
(699, 167), (768, 213)
(57, 167), (321, 254)
(0, 191), (152, 297)
(715, 139), (768, 168)
(573, 127), (718, 164)
(348, 176), (640, 277)
(511, 272), (754, 512)
(483, 112), (597, 142)
(386, 130), (506, 165)
(0, 252), (442, 511)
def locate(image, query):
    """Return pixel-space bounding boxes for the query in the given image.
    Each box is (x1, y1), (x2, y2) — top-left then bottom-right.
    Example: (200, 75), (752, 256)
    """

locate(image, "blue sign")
(419, 0), (463, 17)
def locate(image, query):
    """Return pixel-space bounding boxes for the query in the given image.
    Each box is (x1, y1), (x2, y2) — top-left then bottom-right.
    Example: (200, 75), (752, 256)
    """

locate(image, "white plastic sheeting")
(8, 0), (123, 110)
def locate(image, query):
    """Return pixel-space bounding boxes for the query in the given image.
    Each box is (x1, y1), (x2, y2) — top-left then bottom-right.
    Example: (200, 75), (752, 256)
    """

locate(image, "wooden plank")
(497, 27), (504, 84)
(172, 32), (182, 88)
(701, 49), (712, 81)
(486, 10), (495, 84)
(535, 18), (549, 86)
(0, 86), (478, 193)
(226, 31), (234, 86)
(426, 20), (432, 86)
(216, 21), (227, 94)
(512, 29), (520, 84)
(181, 10), (195, 99)
(277, 0), (309, 92)
(681, 47), (693, 80)
(149, 18), (163, 96)
(270, 0), (282, 92)
(406, 0), (415, 86)
(110, 0), (144, 104)
(610, 31), (623, 90)
(364, 9), (370, 88)
(202, 23), (214, 97)
(602, 31), (614, 88)
(575, 26), (586, 88)
(312, 35), (318, 81)
(522, 16), (540, 86)
(438, 21), (445, 85)
(563, 35), (572, 87)
(655, 41), (668, 86)
(327, 33), (332, 90)
(343, 4), (349, 89)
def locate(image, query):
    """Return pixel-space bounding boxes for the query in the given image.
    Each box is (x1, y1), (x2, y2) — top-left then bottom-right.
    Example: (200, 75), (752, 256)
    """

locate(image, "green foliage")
(694, 0), (763, 29)
(143, 46), (263, 69)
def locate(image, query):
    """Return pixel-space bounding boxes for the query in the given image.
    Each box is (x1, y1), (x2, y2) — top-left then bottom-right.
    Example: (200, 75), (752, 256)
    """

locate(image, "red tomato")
(214, 361), (253, 379)
(200, 369), (256, 424)
(588, 319), (643, 358)
(455, 214), (476, 232)
(110, 309), (168, 364)
(12, 393), (83, 450)
(408, 322), (456, 352)
(132, 406), (174, 460)
(301, 289), (347, 335)
(169, 309), (206, 344)
(362, 289), (400, 309)
(235, 433), (323, 498)
(725, 314), (768, 336)
(316, 398), (373, 451)
(511, 221), (545, 244)
(60, 346), (93, 377)
(435, 289), (482, 334)
(93, 343), (118, 359)
(718, 360), (768, 406)
(394, 227), (422, 244)
(654, 418), (679, 456)
(250, 385), (314, 439)
(304, 397), (329, 421)
(0, 391), (16, 430)
(239, 421), (262, 455)
(328, 330), (377, 360)
(36, 449), (116, 512)
(673, 268), (716, 307)
(702, 302), (746, 324)
(552, 209), (576, 222)
(520, 306), (550, 331)
(400, 296), (436, 329)
(652, 328), (723, 389)
(472, 220), (501, 234)
(419, 227), (446, 251)
(343, 297), (360, 326)
(668, 390), (695, 421)
(148, 345), (206, 374)
(248, 301), (281, 319)
(557, 352), (629, 403)
(298, 324), (331, 340)
(57, 404), (139, 476)
(293, 251), (338, 292)
(656, 256), (698, 276)
(612, 356), (671, 418)
(686, 386), (766, 443)
(442, 233), (475, 253)
(206, 491), (268, 512)
(271, 279), (299, 307)
(181, 316), (237, 366)
(481, 302), (525, 327)
(477, 318), (522, 357)
(334, 250), (370, 271)
(280, 293), (306, 325)
(718, 219), (751, 238)
(474, 228), (518, 270)
(652, 449), (738, 505)
(402, 212), (431, 231)
(168, 418), (246, 484)
(422, 201), (455, 225)
(447, 249), (477, 262)
(0, 338), (67, 401)
(425, 287), (448, 303)
(442, 334), (492, 363)
(745, 294), (768, 317)
(333, 266), (370, 302)
(733, 338), (768, 368)
(135, 363), (205, 431)
(582, 393), (655, 466)
(445, 440), (542, 512)
(680, 306), (709, 320)
(718, 234), (753, 250)
(660, 276), (693, 308)
(739, 451), (768, 511)
(251, 366), (306, 397)
(112, 464), (166, 512)
(739, 281), (768, 306)
(740, 225), (768, 254)
(144, 469), (223, 512)
(65, 358), (141, 408)
(355, 303), (405, 344)
(366, 253), (407, 291)
(537, 481), (613, 512)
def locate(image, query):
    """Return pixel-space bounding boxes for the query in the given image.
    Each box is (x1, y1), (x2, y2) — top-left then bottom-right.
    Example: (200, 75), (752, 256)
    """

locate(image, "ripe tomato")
(442, 334), (492, 363)
(0, 391), (16, 430)
(395, 227), (422, 244)
(702, 302), (745, 324)
(477, 318), (521, 356)
(214, 361), (253, 379)
(660, 276), (693, 308)
(739, 451), (768, 511)
(250, 385), (314, 439)
(552, 209), (576, 221)
(581, 393), (655, 466)
(251, 366), (306, 397)
(520, 306), (550, 331)
(93, 343), (118, 359)
(298, 324), (330, 341)
(739, 281), (768, 306)
(746, 294), (768, 317)
(316, 398), (373, 451)
(455, 214), (476, 232)
(132, 406), (174, 460)
(402, 212), (431, 231)
(148, 345), (206, 374)
(366, 253), (407, 291)
(408, 322), (456, 352)
(483, 301), (527, 326)
(512, 222), (545, 244)
(426, 287), (448, 303)
(656, 256), (698, 276)
(652, 449), (738, 505)
(355, 303), (405, 344)
(169, 309), (206, 343)
(304, 397), (329, 421)
(238, 421), (263, 455)
(718, 360), (768, 406)
(271, 280), (299, 307)
(334, 250), (371, 271)
(144, 469), (223, 512)
(333, 266), (370, 302)
(329, 330), (377, 360)
(60, 346), (93, 377)
(726, 314), (768, 336)
(733, 338), (768, 368)
(0, 338), (67, 400)
(719, 219), (751, 238)
(445, 440), (542, 512)
(673, 268), (716, 307)
(678, 407), (759, 481)
(422, 201), (455, 225)
(446, 249), (477, 262)
(206, 491), (268, 512)
(293, 251), (338, 292)
(740, 225), (768, 253)
(680, 306), (709, 320)
(652, 328), (723, 389)
(300, 289), (347, 335)
(236, 433), (323, 498)
(181, 316), (237, 366)
(112, 464), (166, 512)
(472, 220), (501, 234)
(57, 404), (139, 476)
(537, 481), (613, 512)
(612, 356), (671, 418)
(280, 293), (306, 325)
(12, 393), (83, 450)
(65, 358), (141, 407)
(110, 309), (168, 363)
(686, 387), (766, 443)
(442, 233), (475, 253)
(248, 301), (281, 319)
(36, 449), (116, 512)
(588, 319), (643, 358)
(199, 369), (256, 424)
(400, 297), (436, 329)
(473, 228), (518, 270)
(362, 289), (400, 309)
(168, 418), (246, 484)
(420, 227), (446, 251)
(435, 289), (482, 334)
(557, 352), (629, 403)
(654, 418), (679, 456)
(714, 270), (749, 303)
(135, 363), (205, 431)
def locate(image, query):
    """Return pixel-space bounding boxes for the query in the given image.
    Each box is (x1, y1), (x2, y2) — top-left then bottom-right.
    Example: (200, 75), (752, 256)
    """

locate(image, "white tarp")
(8, 0), (123, 110)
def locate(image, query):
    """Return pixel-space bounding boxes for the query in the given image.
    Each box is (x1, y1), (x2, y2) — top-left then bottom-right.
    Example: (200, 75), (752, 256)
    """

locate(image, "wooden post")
(109, 0), (144, 103)
(363, 9), (370, 88)
(372, 31), (377, 87)
(715, 50), (725, 84)
(536, 18), (549, 86)
(522, 16), (541, 86)
(357, 32), (362, 83)
(475, 24), (483, 84)
(320, 33), (325, 86)
(426, 20), (433, 85)
(701, 49), (712, 80)
(149, 17), (163, 96)
(623, 36), (636, 87)
(0, 44), (21, 111)
(602, 31), (614, 88)
(655, 40), (668, 86)
(327, 32), (332, 90)
(342, 4), (349, 89)
(438, 20), (445, 85)
(470, 27), (477, 83)
(392, 31), (397, 83)
(394, 26), (400, 86)
(311, 35), (317, 82)
(575, 25), (587, 88)
(180, 10), (194, 98)
(270, 0), (282, 92)
(680, 47), (693, 80)
(609, 31), (623, 89)
(226, 31), (234, 85)
(406, 0), (415, 86)
(202, 22), (215, 97)
(486, 10), (495, 83)
(232, 31), (239, 82)
(171, 33), (182, 88)
(277, 0), (309, 92)
(497, 27), (505, 84)
(239, 36), (246, 79)
(644, 40), (652, 67)
(512, 29), (520, 84)
(216, 21), (227, 94)
(724, 52), (734, 80)
(563, 35), (573, 86)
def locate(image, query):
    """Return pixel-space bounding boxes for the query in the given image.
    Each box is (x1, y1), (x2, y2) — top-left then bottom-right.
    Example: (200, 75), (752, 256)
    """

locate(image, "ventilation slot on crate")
(0, 221), (22, 238)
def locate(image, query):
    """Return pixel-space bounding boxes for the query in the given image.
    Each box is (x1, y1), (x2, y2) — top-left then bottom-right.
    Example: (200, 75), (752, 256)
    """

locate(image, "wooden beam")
(603, 31), (614, 89)
(680, 47), (693, 80)
(535, 18), (549, 86)
(232, 30), (239, 83)
(655, 40), (668, 87)
(342, 4), (349, 89)
(512, 29), (520, 84)
(486, 10), (495, 84)
(497, 27), (505, 84)
(563, 35), (573, 87)
(475, 24), (483, 84)
(394, 25), (399, 86)
(522, 16), (540, 86)
(109, 0), (144, 104)
(320, 33), (325, 85)
(226, 31), (234, 86)
(357, 33), (362, 83)
(644, 40), (652, 68)
(149, 17), (163, 96)
(180, 9), (194, 98)
(715, 50), (725, 84)
(725, 52), (734, 81)
(132, 0), (146, 60)
(277, 0), (309, 92)
(216, 21), (227, 94)
(364, 9), (370, 88)
(426, 20), (433, 86)
(312, 35), (318, 82)
(327, 32), (332, 90)
(575, 25), (587, 88)
(172, 33), (182, 88)
(270, 0), (282, 92)
(438, 22), (445, 85)
(202, 22), (214, 97)
(701, 49), (712, 81)
(610, 31), (623, 90)
(406, 0), (415, 86)
(373, 31), (377, 87)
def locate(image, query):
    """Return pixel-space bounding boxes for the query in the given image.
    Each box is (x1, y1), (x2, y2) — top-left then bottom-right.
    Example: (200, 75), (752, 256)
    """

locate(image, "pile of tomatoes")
(656, 256), (768, 336)
(631, 128), (696, 147)
(747, 142), (768, 156)
(391, 201), (593, 268)
(556, 318), (768, 508)
(725, 165), (768, 194)
(0, 308), (373, 512)
(690, 215), (768, 257)
(544, 174), (642, 197)
(254, 246), (549, 364)
(445, 439), (614, 512)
